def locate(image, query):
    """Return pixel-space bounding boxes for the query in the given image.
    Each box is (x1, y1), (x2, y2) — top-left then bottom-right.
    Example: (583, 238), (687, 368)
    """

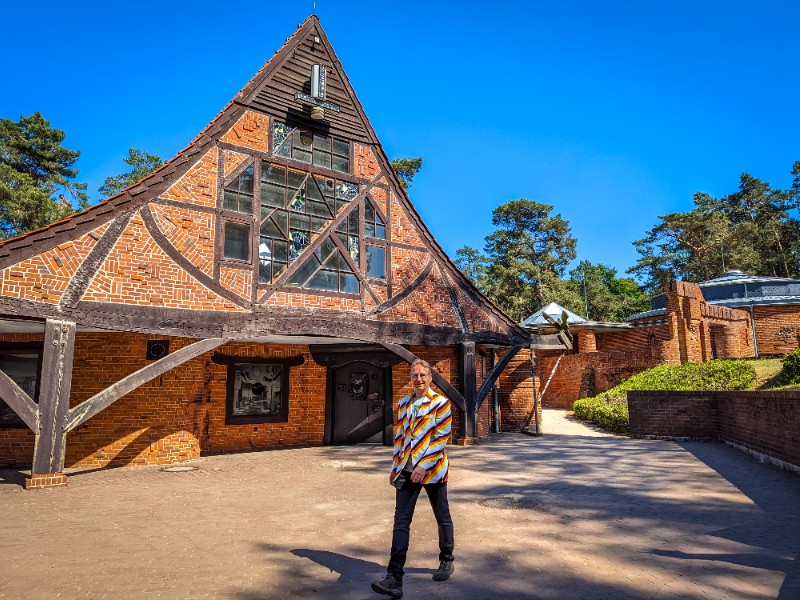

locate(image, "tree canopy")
(629, 164), (800, 293)
(391, 157), (423, 190)
(99, 148), (164, 198)
(0, 112), (89, 239)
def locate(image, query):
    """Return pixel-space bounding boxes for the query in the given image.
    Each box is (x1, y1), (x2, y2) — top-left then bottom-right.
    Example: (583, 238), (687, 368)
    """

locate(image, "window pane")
(307, 269), (338, 291)
(332, 156), (350, 173)
(365, 223), (375, 238)
(365, 200), (375, 221)
(289, 188), (306, 212)
(315, 135), (331, 152)
(307, 200), (331, 217)
(239, 195), (253, 215)
(261, 216), (281, 238)
(258, 260), (271, 284)
(340, 273), (359, 294)
(332, 139), (349, 157)
(375, 224), (386, 239)
(287, 253), (319, 285)
(223, 189), (239, 211)
(262, 164), (286, 185)
(224, 222), (250, 261)
(273, 240), (288, 262)
(367, 245), (385, 279)
(336, 181), (358, 201)
(272, 122), (291, 152)
(313, 150), (331, 169)
(310, 216), (331, 233)
(261, 182), (285, 208)
(289, 212), (309, 231)
(232, 365), (283, 417)
(287, 170), (305, 196)
(289, 230), (309, 260)
(240, 166), (254, 194)
(317, 238), (337, 264)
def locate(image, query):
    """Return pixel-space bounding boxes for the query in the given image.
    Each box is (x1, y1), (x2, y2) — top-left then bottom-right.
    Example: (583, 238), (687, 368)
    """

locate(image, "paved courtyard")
(1, 409), (798, 600)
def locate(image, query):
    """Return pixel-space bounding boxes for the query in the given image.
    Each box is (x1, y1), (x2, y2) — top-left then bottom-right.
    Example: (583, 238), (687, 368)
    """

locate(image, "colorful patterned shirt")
(391, 387), (452, 484)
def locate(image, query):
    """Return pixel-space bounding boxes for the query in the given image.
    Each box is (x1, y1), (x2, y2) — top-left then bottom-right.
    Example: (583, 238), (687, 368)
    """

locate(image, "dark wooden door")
(332, 361), (386, 444)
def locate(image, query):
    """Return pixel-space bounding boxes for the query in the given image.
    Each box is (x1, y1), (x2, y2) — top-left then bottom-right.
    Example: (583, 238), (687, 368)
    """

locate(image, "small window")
(223, 165), (254, 214)
(366, 245), (385, 279)
(0, 344), (42, 428)
(224, 221), (250, 261)
(364, 198), (386, 239)
(226, 362), (289, 424)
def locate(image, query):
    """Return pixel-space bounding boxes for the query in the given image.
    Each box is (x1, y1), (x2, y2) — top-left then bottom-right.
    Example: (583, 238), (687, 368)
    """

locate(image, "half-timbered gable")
(0, 16), (533, 488)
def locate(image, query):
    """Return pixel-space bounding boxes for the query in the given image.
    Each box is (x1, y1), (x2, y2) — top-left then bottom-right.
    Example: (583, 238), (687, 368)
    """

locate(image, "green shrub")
(571, 359), (756, 434)
(779, 349), (800, 384)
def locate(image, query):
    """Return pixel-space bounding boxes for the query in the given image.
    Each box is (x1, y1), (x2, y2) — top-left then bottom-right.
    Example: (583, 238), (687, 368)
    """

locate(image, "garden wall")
(628, 390), (800, 472)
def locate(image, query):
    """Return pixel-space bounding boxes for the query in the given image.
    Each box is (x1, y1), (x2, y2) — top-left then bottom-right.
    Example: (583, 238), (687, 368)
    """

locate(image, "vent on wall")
(146, 340), (170, 360)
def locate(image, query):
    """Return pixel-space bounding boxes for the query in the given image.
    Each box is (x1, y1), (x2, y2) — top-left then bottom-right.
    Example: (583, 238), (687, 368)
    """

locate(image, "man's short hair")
(410, 358), (432, 375)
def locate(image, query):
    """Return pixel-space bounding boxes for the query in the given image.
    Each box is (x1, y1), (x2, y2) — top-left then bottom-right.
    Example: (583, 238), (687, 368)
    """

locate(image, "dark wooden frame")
(0, 341), (44, 429)
(212, 353), (304, 425)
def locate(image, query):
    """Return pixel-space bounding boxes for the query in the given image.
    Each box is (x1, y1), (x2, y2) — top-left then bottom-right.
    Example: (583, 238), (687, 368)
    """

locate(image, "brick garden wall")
(753, 305), (800, 355)
(628, 390), (800, 470)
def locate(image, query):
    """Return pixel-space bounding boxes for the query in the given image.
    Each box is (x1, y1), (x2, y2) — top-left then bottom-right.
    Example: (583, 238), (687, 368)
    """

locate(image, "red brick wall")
(497, 349), (538, 431)
(0, 333), (328, 468)
(628, 390), (800, 469)
(753, 305), (800, 355)
(536, 349), (662, 409)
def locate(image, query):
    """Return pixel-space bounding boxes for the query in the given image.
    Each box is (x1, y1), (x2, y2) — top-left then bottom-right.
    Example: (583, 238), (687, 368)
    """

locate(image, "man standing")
(371, 359), (455, 598)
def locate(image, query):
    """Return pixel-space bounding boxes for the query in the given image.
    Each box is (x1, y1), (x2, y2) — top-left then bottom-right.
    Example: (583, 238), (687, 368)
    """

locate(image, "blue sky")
(2, 1), (797, 279)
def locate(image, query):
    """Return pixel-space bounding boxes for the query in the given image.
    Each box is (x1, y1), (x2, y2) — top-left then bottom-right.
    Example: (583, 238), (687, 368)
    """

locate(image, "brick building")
(527, 280), (756, 408)
(0, 17), (536, 488)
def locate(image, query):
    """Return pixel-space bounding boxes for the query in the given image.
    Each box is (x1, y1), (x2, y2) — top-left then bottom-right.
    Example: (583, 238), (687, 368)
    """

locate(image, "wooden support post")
(29, 319), (76, 487)
(460, 342), (477, 439)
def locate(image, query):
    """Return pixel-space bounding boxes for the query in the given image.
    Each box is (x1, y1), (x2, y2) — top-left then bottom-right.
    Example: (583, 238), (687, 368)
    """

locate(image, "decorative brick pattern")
(265, 291), (361, 312)
(375, 269), (461, 327)
(163, 147), (218, 208)
(150, 203), (215, 277)
(354, 143), (380, 180)
(1, 228), (103, 304)
(390, 246), (429, 288)
(370, 187), (388, 216)
(224, 150), (251, 177)
(219, 265), (253, 300)
(450, 282), (504, 334)
(220, 110), (270, 153)
(82, 212), (244, 311)
(390, 193), (427, 247)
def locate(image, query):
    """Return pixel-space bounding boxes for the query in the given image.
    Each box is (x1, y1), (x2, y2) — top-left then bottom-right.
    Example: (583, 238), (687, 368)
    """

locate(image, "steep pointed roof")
(0, 16), (527, 345)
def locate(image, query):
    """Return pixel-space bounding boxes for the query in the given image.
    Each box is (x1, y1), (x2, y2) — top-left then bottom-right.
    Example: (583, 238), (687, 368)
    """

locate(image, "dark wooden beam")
(367, 259), (434, 316)
(460, 342), (477, 438)
(60, 212), (134, 309)
(0, 369), (38, 431)
(475, 344), (524, 412)
(31, 319), (76, 475)
(64, 337), (228, 432)
(377, 341), (467, 413)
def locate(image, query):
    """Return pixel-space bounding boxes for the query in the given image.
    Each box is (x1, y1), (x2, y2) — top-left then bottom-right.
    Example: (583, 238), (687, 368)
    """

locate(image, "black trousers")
(388, 475), (454, 581)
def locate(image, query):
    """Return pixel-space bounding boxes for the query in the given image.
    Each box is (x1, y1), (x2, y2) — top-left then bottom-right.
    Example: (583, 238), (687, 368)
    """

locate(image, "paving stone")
(1, 409), (798, 599)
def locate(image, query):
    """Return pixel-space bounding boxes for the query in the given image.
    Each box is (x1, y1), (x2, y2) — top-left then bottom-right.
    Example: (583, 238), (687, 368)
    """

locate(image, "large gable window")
(258, 162), (358, 285)
(272, 122), (350, 174)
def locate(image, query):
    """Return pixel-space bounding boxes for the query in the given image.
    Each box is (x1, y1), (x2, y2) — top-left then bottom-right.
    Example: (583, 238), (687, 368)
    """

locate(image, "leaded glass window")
(223, 165), (254, 214)
(0, 347), (41, 428)
(364, 198), (386, 239)
(286, 237), (359, 294)
(272, 122), (350, 174)
(258, 162), (359, 286)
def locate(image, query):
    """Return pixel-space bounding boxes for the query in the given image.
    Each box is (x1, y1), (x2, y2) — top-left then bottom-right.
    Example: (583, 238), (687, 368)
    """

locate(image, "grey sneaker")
(371, 574), (403, 598)
(433, 560), (454, 581)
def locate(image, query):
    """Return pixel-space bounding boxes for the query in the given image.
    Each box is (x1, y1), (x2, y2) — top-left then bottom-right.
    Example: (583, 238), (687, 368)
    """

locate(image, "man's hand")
(411, 465), (426, 483)
(389, 473), (396, 487)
